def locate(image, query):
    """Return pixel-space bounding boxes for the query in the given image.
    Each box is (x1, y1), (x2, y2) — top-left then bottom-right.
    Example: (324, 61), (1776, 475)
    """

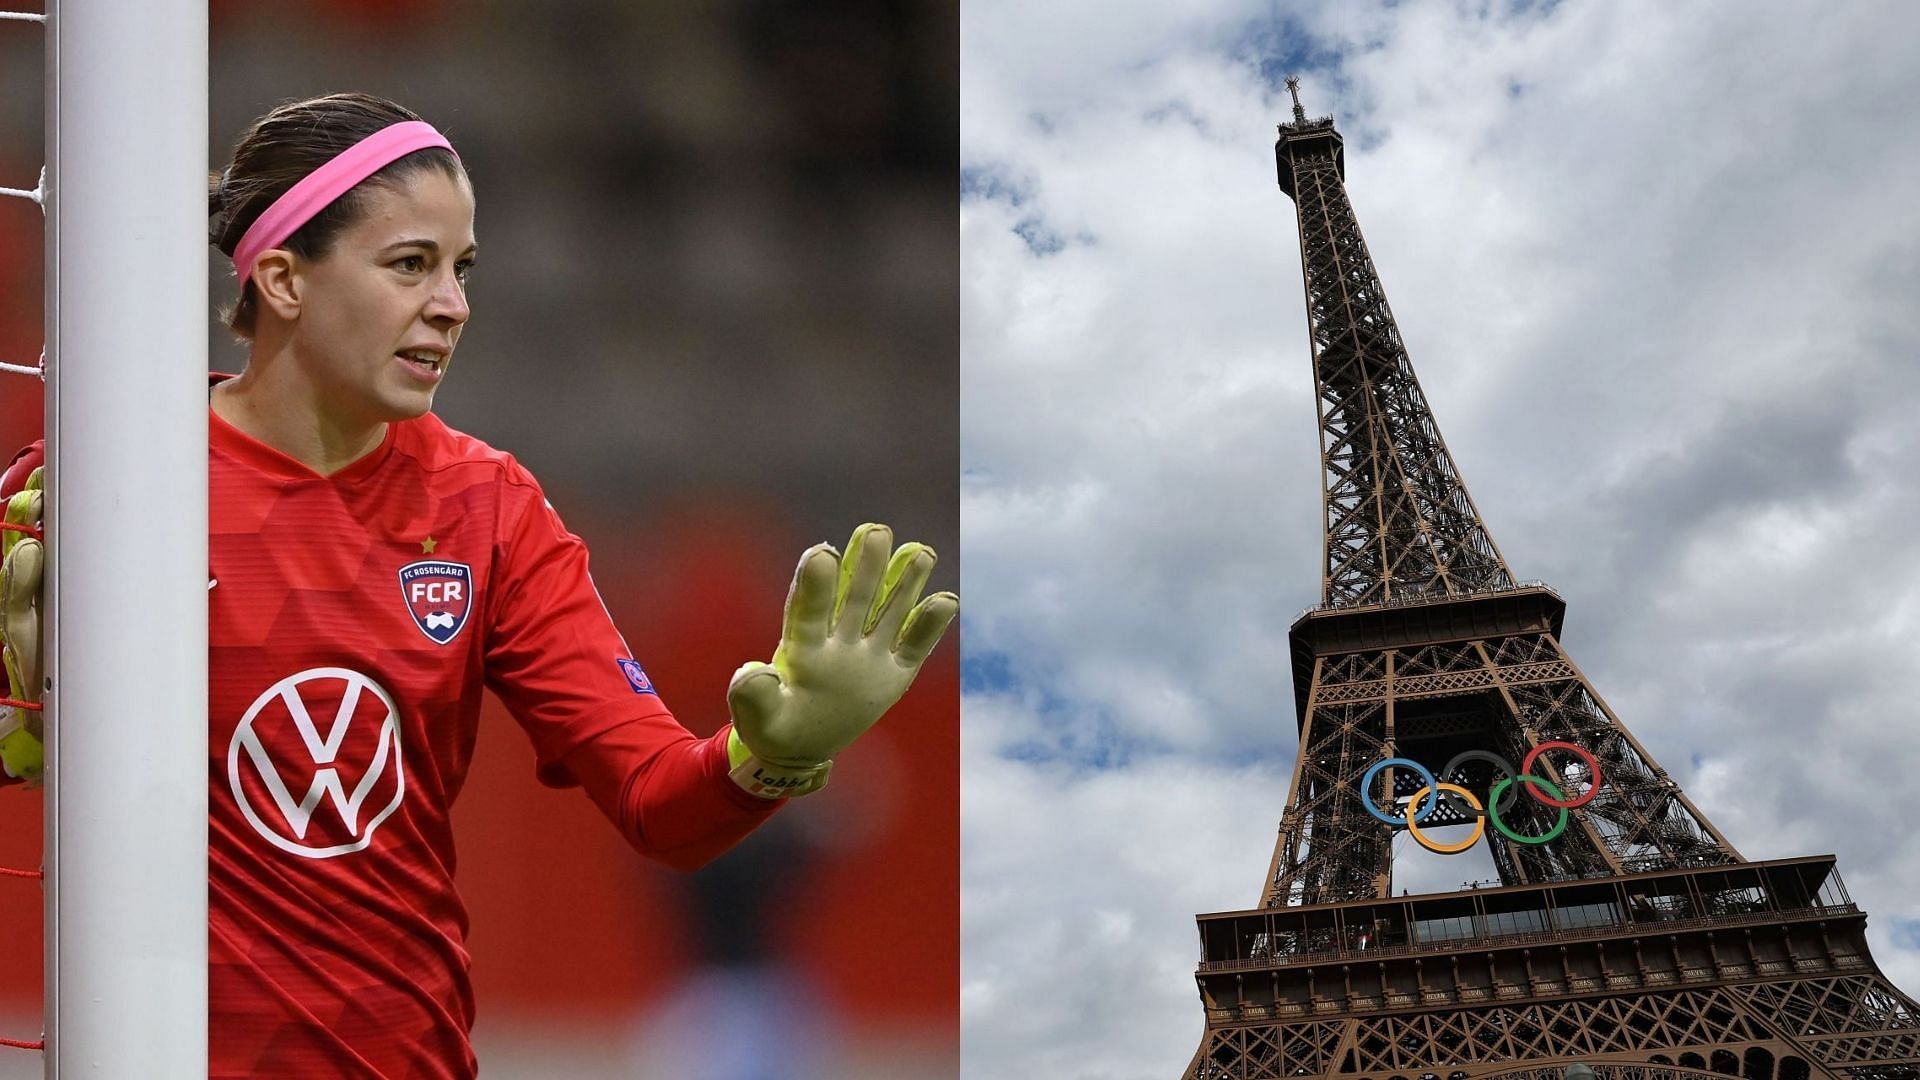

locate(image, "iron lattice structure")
(1181, 80), (1920, 1080)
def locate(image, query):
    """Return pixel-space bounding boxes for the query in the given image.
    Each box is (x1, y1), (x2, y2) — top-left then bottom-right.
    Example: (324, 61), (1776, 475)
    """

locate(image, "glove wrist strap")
(725, 728), (831, 799)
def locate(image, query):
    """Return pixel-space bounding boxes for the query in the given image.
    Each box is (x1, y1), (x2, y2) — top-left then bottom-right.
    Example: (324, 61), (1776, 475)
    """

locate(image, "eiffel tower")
(1181, 79), (1920, 1080)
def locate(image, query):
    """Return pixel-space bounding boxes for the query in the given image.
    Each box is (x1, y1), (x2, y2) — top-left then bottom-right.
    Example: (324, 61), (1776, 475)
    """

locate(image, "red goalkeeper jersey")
(205, 401), (777, 1078)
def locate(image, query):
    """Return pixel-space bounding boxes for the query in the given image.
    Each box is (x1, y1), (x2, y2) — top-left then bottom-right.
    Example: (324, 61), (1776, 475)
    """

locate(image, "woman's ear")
(250, 249), (301, 323)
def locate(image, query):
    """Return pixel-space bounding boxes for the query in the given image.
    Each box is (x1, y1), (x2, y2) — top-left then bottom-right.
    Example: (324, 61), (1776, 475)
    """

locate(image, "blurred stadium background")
(0, 0), (956, 1075)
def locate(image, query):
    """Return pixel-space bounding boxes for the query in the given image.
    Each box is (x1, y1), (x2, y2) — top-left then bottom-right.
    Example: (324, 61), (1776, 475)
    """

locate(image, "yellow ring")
(1403, 783), (1485, 854)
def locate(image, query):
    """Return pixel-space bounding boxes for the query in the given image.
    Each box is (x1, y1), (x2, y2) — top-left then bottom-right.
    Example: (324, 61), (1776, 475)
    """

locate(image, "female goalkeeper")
(132, 91), (953, 1078)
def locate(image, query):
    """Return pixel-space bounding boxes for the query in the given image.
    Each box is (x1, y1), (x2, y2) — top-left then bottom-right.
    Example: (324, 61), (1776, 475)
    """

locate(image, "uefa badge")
(398, 560), (473, 645)
(616, 658), (657, 696)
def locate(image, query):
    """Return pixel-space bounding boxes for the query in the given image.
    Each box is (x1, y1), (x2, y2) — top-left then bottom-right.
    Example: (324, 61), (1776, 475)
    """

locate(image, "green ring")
(1486, 775), (1569, 845)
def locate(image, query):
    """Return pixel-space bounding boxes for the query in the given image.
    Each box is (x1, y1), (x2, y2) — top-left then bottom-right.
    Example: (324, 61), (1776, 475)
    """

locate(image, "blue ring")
(1360, 757), (1440, 824)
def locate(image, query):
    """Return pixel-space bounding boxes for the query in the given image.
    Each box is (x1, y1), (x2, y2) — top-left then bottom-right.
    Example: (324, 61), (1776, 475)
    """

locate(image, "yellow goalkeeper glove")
(0, 467), (44, 783)
(725, 522), (958, 799)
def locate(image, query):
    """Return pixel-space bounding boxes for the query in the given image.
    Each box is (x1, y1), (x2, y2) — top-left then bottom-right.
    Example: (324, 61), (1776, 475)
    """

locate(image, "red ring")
(1519, 740), (1601, 809)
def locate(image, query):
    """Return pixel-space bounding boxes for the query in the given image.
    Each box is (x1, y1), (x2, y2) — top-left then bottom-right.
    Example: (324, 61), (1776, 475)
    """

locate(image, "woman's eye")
(395, 255), (426, 272)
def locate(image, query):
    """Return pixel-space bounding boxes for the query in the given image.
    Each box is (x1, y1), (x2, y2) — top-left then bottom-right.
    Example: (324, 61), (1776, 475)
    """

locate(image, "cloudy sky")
(959, 1), (1920, 1076)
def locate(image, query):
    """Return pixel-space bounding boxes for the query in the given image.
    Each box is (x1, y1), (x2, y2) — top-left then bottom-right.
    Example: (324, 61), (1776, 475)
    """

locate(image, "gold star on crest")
(420, 535), (438, 554)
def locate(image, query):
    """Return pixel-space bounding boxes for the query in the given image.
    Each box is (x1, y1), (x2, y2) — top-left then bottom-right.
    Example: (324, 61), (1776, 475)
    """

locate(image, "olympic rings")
(1403, 784), (1484, 854)
(1433, 749), (1523, 818)
(1358, 742), (1603, 855)
(1486, 775), (1569, 845)
(1360, 758), (1438, 824)
(1521, 741), (1600, 808)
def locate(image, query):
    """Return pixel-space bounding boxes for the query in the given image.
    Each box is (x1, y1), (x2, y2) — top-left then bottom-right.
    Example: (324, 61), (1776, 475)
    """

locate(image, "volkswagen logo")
(227, 667), (407, 860)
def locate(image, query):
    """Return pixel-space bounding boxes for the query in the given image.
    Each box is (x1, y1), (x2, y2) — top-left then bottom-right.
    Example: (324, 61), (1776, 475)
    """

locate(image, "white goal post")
(42, 1), (207, 1076)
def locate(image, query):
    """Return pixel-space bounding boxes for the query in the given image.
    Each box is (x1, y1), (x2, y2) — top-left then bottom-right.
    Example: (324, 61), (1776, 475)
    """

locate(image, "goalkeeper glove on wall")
(0, 467), (44, 783)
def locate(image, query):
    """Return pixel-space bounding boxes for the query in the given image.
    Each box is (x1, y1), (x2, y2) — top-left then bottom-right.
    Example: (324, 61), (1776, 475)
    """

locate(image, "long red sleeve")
(477, 458), (779, 868)
(557, 721), (779, 871)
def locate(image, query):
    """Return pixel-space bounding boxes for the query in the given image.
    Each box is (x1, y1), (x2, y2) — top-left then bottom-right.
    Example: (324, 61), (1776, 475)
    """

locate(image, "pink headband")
(231, 120), (457, 277)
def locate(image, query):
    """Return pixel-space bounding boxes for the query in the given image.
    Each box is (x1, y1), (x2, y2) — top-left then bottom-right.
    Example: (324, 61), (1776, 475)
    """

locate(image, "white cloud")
(963, 1), (1920, 1076)
(961, 690), (1285, 1078)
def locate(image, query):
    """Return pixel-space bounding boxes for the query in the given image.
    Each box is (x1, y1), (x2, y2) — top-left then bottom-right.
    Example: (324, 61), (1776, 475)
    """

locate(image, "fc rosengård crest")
(398, 560), (472, 645)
